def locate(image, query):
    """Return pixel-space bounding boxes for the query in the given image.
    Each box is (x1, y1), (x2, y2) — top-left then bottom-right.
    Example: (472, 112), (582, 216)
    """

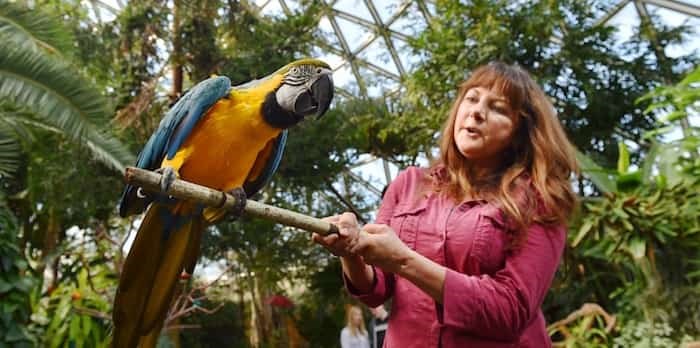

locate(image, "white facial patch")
(275, 83), (303, 111)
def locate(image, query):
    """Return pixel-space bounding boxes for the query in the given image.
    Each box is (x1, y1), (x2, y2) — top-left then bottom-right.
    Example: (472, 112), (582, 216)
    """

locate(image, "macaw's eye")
(291, 67), (300, 74)
(316, 68), (323, 74)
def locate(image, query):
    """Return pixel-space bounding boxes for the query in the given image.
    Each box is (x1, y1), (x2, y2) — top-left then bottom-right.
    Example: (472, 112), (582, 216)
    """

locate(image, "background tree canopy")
(0, 0), (698, 347)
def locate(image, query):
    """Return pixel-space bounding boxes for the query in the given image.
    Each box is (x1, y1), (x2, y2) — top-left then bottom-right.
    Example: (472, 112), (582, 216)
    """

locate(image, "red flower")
(265, 294), (294, 308)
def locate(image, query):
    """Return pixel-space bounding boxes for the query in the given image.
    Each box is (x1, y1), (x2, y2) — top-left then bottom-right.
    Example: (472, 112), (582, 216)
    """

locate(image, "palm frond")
(0, 1), (75, 55)
(0, 103), (36, 144)
(0, 132), (20, 178)
(83, 127), (135, 173)
(15, 117), (134, 173)
(0, 44), (135, 172)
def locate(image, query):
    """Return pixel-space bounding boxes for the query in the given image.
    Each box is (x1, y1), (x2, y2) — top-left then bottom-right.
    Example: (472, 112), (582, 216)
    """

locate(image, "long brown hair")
(430, 61), (578, 246)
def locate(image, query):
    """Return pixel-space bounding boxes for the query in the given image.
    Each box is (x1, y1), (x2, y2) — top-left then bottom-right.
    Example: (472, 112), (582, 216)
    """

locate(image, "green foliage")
(179, 299), (249, 348)
(1, 0), (696, 346)
(296, 259), (346, 348)
(0, 207), (36, 348)
(0, 1), (135, 179)
(548, 64), (700, 343)
(29, 227), (120, 348)
(0, 126), (21, 178)
(7, 131), (125, 259)
(547, 307), (613, 347)
(32, 269), (112, 348)
(638, 65), (700, 181)
(0, 42), (134, 172)
(0, 1), (75, 55)
(613, 320), (693, 348)
(571, 178), (700, 281)
(404, 0), (697, 167)
(217, 1), (323, 84)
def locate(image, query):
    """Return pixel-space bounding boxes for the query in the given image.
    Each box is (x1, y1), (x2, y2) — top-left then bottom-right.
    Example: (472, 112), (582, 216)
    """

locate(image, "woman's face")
(453, 86), (518, 168)
(351, 308), (363, 326)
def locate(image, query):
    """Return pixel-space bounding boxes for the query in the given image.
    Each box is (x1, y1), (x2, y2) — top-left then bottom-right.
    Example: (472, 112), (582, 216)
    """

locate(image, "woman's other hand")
(351, 224), (412, 273)
(312, 212), (361, 257)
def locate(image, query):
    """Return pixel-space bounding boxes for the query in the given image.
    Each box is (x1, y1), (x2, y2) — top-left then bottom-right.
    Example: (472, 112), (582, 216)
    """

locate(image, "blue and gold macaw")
(112, 59), (333, 347)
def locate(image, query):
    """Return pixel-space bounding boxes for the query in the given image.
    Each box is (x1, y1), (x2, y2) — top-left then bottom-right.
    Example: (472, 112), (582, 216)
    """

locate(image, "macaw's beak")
(294, 72), (334, 118)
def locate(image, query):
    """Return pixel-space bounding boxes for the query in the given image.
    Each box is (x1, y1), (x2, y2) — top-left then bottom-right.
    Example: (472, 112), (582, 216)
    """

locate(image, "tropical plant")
(0, 1), (134, 178)
(0, 205), (36, 348)
(547, 303), (615, 348)
(403, 0), (697, 168)
(28, 226), (120, 348)
(549, 65), (700, 343)
(613, 320), (694, 348)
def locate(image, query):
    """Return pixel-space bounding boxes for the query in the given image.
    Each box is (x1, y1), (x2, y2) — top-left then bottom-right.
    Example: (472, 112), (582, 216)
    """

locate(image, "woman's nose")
(468, 107), (485, 123)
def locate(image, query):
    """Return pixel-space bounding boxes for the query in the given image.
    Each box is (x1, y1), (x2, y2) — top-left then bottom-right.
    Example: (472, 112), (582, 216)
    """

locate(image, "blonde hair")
(431, 61), (578, 247)
(345, 305), (367, 337)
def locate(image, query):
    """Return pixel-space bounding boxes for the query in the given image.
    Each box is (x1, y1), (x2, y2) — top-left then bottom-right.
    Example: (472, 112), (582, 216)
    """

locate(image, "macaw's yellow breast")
(161, 96), (281, 191)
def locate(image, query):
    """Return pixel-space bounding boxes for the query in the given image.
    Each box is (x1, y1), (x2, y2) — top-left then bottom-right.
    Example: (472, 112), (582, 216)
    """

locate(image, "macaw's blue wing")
(243, 130), (288, 197)
(119, 76), (231, 217)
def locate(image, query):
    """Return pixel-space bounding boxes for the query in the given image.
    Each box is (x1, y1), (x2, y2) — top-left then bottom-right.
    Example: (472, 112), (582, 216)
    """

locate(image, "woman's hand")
(312, 212), (361, 257)
(350, 224), (413, 274)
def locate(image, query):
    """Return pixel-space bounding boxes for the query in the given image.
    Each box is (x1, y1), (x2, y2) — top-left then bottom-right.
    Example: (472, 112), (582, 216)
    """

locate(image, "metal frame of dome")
(86, 0), (699, 192)
(254, 0), (699, 100)
(88, 0), (699, 100)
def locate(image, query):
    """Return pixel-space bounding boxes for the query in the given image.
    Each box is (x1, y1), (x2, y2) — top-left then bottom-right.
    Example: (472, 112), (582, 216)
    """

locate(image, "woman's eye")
(492, 104), (509, 114)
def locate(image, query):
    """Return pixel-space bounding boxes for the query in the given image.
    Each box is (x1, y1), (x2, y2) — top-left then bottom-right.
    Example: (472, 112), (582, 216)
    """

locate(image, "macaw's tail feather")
(111, 202), (204, 348)
(137, 320), (164, 348)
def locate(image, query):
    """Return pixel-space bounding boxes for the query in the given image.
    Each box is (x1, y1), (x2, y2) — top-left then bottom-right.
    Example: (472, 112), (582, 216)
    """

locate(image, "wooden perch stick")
(124, 167), (339, 236)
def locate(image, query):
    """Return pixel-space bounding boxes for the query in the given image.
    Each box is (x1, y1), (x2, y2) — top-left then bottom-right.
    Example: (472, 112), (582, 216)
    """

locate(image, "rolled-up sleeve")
(344, 266), (395, 308)
(439, 222), (566, 340)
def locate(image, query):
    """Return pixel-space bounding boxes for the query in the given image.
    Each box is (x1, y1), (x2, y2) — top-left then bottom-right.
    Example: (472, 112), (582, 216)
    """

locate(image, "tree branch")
(125, 167), (339, 236)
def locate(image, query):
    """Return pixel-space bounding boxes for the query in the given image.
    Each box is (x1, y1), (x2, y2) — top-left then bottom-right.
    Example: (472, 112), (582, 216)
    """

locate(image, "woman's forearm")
(396, 249), (447, 303)
(341, 255), (375, 293)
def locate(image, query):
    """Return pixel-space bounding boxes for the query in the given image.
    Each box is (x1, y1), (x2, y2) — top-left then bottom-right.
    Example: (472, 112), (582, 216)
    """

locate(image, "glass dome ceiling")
(252, 0), (699, 99)
(88, 0), (699, 100)
(88, 0), (699, 190)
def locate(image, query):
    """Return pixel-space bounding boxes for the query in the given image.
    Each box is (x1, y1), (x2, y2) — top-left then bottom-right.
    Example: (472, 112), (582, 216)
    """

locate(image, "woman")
(341, 305), (370, 348)
(314, 61), (577, 347)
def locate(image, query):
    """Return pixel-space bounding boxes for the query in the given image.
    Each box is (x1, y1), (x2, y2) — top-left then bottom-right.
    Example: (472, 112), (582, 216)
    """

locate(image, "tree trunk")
(171, 0), (183, 103)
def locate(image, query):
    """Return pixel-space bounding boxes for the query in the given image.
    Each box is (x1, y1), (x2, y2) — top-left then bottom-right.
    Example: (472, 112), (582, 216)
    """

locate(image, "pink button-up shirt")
(345, 167), (565, 348)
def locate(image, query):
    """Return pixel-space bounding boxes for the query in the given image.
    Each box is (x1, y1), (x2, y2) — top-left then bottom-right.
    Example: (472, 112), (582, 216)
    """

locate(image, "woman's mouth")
(465, 127), (481, 137)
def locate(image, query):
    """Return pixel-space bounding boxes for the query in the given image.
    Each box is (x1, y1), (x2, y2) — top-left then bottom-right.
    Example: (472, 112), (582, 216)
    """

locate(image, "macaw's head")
(263, 58), (334, 128)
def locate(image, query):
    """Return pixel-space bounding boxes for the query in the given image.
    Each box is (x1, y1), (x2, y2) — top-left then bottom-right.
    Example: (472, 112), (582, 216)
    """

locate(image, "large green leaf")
(0, 1), (74, 55)
(576, 150), (616, 194)
(679, 66), (700, 85)
(0, 44), (134, 172)
(617, 142), (630, 174)
(0, 134), (20, 178)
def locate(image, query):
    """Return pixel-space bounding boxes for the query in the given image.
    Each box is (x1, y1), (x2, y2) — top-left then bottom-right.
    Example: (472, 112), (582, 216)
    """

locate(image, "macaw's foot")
(155, 166), (179, 193)
(227, 187), (247, 220)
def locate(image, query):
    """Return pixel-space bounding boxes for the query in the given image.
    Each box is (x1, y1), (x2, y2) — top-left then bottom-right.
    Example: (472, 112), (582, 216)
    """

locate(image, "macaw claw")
(227, 187), (247, 220)
(156, 166), (179, 193)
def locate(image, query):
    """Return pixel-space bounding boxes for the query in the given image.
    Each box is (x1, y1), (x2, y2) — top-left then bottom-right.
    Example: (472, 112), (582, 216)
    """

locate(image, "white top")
(340, 327), (370, 348)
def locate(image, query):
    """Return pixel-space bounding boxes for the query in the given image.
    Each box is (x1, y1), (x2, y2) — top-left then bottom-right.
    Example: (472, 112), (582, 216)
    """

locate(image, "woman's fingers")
(321, 215), (340, 224)
(312, 232), (338, 246)
(338, 212), (357, 227)
(349, 230), (369, 254)
(313, 212), (366, 257)
(337, 212), (359, 237)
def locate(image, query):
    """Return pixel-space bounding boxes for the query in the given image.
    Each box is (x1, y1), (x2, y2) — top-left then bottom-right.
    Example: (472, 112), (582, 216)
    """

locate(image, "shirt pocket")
(470, 206), (508, 274)
(389, 200), (428, 251)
